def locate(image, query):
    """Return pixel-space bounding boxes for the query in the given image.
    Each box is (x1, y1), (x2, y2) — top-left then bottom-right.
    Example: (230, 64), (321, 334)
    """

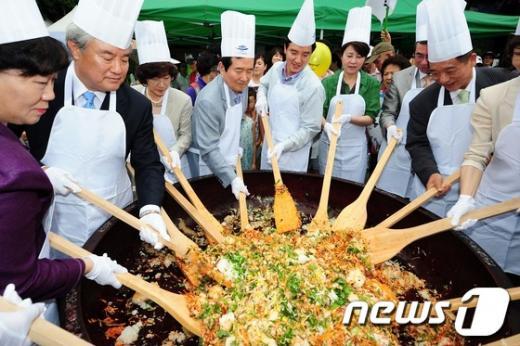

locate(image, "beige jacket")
(463, 76), (520, 171)
(133, 85), (193, 155)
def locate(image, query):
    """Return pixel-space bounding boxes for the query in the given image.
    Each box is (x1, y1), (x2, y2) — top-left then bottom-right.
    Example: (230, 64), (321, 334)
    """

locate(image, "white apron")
(377, 68), (424, 197)
(142, 88), (191, 181)
(42, 63), (133, 248)
(199, 83), (242, 176)
(260, 78), (311, 172)
(318, 71), (367, 183)
(412, 70), (476, 216)
(465, 94), (520, 275)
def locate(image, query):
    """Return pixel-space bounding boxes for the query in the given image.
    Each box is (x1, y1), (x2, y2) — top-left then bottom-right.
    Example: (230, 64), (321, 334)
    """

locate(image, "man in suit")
(10, 0), (169, 250)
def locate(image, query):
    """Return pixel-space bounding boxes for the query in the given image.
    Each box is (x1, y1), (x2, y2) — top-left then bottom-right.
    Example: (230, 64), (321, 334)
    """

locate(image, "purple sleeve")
(0, 190), (85, 302)
(186, 87), (196, 106)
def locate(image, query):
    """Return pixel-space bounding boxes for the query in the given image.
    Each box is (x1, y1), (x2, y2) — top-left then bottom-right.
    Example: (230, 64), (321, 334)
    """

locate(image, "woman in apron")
(0, 13), (126, 326)
(318, 13), (380, 183)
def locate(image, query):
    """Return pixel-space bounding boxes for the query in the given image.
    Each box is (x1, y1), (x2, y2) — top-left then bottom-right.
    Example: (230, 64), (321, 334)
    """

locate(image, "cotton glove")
(44, 167), (80, 196)
(231, 177), (249, 200)
(324, 113), (352, 141)
(160, 150), (181, 173)
(268, 142), (287, 163)
(0, 284), (45, 346)
(139, 205), (171, 250)
(84, 253), (127, 289)
(255, 96), (268, 115)
(447, 195), (477, 230)
(386, 125), (403, 144)
(237, 147), (243, 159)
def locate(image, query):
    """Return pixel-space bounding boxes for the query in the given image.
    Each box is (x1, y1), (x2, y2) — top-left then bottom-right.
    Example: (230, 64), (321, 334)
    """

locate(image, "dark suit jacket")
(406, 67), (515, 185)
(11, 69), (164, 208)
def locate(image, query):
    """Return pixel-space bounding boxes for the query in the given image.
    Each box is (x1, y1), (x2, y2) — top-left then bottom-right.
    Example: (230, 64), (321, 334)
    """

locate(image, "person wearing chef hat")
(133, 20), (194, 182)
(191, 11), (254, 199)
(376, 0), (432, 198)
(10, 0), (170, 250)
(256, 0), (325, 173)
(317, 6), (380, 183)
(405, 0), (514, 217)
(0, 0), (128, 327)
(446, 19), (520, 284)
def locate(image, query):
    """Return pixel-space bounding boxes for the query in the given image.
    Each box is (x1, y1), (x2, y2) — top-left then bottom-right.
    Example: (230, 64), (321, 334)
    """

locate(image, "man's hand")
(447, 195), (477, 229)
(426, 173), (451, 197)
(44, 167), (81, 196)
(386, 125), (403, 144)
(381, 30), (392, 43)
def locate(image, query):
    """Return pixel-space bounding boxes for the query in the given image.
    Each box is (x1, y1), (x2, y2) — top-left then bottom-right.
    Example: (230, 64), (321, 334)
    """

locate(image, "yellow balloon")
(308, 42), (332, 78)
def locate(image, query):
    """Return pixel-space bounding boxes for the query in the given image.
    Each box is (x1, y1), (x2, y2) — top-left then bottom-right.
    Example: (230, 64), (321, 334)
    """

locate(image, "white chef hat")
(342, 6), (372, 46)
(515, 17), (520, 36)
(73, 0), (144, 49)
(288, 0), (316, 46)
(135, 21), (179, 65)
(220, 11), (255, 58)
(415, 1), (428, 42)
(426, 0), (472, 63)
(0, 0), (48, 45)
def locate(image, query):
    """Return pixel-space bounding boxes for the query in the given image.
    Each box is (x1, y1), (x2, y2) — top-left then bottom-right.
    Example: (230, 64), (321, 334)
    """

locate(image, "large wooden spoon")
(446, 286), (520, 311)
(0, 297), (92, 346)
(154, 131), (225, 234)
(333, 135), (399, 232)
(376, 169), (461, 228)
(363, 198), (520, 264)
(236, 155), (253, 231)
(260, 112), (301, 233)
(309, 101), (343, 232)
(48, 232), (204, 336)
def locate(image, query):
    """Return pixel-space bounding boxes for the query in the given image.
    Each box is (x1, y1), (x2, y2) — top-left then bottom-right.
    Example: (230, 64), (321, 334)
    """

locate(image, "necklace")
(146, 88), (163, 107)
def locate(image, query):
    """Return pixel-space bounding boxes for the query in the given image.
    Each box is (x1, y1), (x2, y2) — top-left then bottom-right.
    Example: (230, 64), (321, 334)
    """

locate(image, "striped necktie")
(82, 91), (96, 109)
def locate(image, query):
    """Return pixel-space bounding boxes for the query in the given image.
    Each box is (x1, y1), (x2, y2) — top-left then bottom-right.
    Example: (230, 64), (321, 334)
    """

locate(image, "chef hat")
(515, 17), (520, 36)
(288, 0), (316, 46)
(342, 6), (372, 46)
(426, 0), (472, 62)
(135, 21), (179, 65)
(73, 0), (144, 49)
(415, 1), (428, 42)
(220, 11), (255, 58)
(0, 0), (48, 45)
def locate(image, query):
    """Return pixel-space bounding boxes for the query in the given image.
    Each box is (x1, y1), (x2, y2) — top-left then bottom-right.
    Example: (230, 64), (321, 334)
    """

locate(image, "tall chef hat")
(415, 1), (428, 42)
(220, 11), (256, 58)
(426, 0), (472, 63)
(342, 6), (372, 46)
(135, 21), (180, 65)
(73, 0), (144, 49)
(0, 0), (48, 45)
(288, 0), (316, 46)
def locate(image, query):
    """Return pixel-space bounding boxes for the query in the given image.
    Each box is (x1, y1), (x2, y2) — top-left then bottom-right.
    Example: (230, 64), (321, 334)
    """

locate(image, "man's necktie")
(83, 91), (96, 109)
(421, 75), (432, 88)
(457, 89), (470, 104)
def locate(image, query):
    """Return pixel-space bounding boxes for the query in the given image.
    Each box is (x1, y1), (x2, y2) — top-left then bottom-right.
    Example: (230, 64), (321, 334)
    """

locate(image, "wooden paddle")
(260, 112), (301, 233)
(47, 232), (204, 337)
(376, 169), (461, 229)
(235, 155), (253, 231)
(153, 131), (225, 234)
(0, 297), (93, 346)
(332, 135), (399, 232)
(485, 334), (520, 346)
(446, 286), (520, 311)
(309, 101), (344, 232)
(362, 198), (520, 264)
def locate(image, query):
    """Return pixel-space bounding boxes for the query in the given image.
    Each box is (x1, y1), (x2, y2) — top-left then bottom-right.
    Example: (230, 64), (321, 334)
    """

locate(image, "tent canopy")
(139, 0), (518, 46)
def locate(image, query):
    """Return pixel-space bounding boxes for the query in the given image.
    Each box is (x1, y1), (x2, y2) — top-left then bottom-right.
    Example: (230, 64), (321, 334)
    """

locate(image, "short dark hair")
(196, 51), (219, 77)
(221, 56), (252, 71)
(340, 41), (370, 58)
(283, 37), (317, 54)
(416, 40), (428, 46)
(505, 36), (520, 68)
(381, 54), (411, 75)
(255, 53), (265, 64)
(0, 37), (68, 76)
(135, 62), (175, 84)
(266, 46), (285, 70)
(455, 51), (474, 63)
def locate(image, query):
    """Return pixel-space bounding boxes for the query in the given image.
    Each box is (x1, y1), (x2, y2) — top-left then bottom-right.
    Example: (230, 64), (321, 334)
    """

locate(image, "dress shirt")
(72, 67), (106, 109)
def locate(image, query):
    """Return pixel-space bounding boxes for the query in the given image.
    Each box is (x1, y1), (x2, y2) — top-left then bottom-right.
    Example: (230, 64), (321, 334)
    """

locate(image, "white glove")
(255, 97), (268, 115)
(139, 205), (171, 250)
(0, 284), (45, 346)
(44, 167), (80, 196)
(84, 253), (127, 289)
(268, 142), (286, 163)
(324, 113), (352, 141)
(386, 125), (403, 144)
(160, 150), (181, 173)
(237, 147), (244, 159)
(447, 195), (477, 230)
(231, 177), (250, 200)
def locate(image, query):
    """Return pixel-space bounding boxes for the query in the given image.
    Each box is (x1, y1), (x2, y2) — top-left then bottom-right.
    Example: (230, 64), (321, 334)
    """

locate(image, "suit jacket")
(0, 124), (84, 301)
(406, 67), (515, 185)
(10, 68), (164, 208)
(379, 65), (417, 133)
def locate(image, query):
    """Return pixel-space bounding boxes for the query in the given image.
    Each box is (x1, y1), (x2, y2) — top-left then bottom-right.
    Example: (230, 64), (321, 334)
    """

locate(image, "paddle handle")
(260, 113), (283, 183)
(160, 207), (197, 257)
(0, 297), (92, 346)
(359, 134), (399, 202)
(485, 334), (520, 346)
(447, 287), (520, 311)
(376, 169), (461, 228)
(314, 101), (344, 220)
(235, 156), (252, 231)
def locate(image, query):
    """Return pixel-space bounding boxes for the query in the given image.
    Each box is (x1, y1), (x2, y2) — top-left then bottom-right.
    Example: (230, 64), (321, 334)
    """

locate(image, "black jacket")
(11, 69), (164, 208)
(405, 67), (515, 185)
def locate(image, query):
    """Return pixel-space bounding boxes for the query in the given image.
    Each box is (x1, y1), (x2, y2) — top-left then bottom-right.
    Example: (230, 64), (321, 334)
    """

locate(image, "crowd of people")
(0, 0), (519, 343)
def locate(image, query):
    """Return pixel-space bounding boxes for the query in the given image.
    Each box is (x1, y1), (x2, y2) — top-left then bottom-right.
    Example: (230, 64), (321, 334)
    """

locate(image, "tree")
(36, 0), (77, 23)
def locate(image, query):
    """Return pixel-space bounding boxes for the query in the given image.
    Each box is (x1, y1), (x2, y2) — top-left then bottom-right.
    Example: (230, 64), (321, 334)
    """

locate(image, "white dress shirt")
(71, 67), (106, 109)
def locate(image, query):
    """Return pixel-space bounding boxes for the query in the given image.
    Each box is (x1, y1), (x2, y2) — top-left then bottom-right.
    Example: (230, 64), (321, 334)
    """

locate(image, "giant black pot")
(70, 172), (520, 345)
